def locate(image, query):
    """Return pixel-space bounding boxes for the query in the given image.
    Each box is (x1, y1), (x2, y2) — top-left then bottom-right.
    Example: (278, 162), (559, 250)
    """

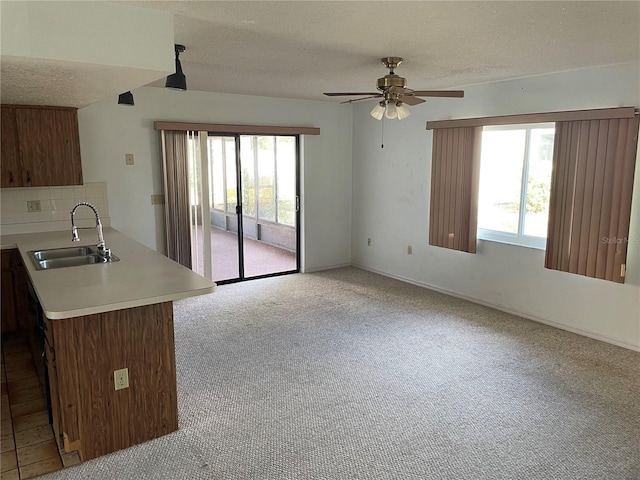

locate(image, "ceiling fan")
(324, 57), (464, 120)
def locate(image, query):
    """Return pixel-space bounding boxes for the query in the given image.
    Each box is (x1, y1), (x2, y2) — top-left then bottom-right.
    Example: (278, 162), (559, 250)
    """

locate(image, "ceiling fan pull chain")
(381, 116), (385, 149)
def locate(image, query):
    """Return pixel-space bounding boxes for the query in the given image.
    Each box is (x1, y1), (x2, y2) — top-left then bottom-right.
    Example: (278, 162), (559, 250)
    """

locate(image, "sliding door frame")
(210, 132), (301, 285)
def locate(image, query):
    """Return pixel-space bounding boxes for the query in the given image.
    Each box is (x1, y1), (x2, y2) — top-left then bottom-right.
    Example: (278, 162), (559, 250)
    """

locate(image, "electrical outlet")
(27, 200), (41, 213)
(407, 245), (413, 255)
(367, 238), (372, 246)
(125, 154), (134, 166)
(114, 368), (129, 390)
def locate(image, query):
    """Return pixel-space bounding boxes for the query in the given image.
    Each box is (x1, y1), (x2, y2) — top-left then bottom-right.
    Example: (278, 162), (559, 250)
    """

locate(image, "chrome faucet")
(70, 202), (111, 260)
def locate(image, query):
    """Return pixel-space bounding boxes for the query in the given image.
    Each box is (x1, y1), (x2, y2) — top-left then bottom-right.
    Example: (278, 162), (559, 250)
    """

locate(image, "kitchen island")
(1, 228), (215, 461)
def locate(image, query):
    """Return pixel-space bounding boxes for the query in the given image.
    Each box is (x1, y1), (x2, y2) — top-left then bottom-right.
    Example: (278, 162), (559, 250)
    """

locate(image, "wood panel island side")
(1, 228), (215, 461)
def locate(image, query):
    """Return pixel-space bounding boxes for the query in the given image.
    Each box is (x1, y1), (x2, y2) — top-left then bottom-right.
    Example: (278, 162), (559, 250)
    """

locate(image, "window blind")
(429, 126), (482, 253)
(545, 116), (640, 283)
(160, 130), (192, 268)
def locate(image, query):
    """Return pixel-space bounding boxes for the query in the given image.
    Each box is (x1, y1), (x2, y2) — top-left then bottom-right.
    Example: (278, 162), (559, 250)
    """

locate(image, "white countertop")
(1, 228), (215, 319)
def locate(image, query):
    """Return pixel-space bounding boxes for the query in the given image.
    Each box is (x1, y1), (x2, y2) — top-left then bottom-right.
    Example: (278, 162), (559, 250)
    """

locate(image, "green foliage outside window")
(212, 135), (296, 227)
(526, 178), (550, 214)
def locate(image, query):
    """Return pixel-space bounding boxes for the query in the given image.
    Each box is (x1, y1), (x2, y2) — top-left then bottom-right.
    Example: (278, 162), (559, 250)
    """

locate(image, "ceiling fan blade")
(412, 90), (465, 98)
(324, 92), (379, 96)
(400, 96), (425, 106)
(340, 95), (383, 104)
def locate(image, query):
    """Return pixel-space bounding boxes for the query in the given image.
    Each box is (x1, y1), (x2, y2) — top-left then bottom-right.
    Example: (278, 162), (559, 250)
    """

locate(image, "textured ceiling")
(3, 1), (639, 107)
(0, 56), (171, 107)
(122, 0), (640, 101)
(0, 1), (174, 108)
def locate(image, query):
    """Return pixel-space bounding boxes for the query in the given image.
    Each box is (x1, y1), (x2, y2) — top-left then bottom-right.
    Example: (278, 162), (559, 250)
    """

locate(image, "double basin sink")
(29, 246), (120, 270)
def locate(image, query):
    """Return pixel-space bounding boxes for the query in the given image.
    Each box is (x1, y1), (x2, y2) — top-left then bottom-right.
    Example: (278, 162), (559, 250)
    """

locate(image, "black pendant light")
(165, 44), (187, 91)
(117, 91), (135, 106)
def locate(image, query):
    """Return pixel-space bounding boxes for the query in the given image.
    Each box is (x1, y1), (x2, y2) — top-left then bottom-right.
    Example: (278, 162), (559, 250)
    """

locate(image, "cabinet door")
(1, 251), (17, 333)
(1, 107), (22, 187)
(12, 252), (30, 331)
(1, 271), (16, 333)
(15, 107), (83, 187)
(52, 108), (83, 185)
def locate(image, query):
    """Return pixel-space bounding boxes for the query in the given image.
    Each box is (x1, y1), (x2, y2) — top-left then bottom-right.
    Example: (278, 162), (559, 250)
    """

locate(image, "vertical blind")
(156, 122), (318, 277)
(160, 130), (192, 268)
(427, 107), (639, 283)
(545, 116), (640, 283)
(429, 126), (482, 253)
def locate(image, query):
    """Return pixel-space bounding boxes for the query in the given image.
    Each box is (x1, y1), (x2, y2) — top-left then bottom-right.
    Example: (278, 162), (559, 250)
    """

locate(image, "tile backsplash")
(0, 182), (111, 235)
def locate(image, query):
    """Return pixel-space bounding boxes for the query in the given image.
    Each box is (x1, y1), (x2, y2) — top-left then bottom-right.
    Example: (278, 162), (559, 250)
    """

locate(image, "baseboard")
(351, 263), (640, 352)
(303, 262), (351, 274)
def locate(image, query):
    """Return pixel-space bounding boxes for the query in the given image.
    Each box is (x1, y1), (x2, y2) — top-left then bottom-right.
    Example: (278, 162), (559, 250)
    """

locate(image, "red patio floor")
(192, 227), (296, 282)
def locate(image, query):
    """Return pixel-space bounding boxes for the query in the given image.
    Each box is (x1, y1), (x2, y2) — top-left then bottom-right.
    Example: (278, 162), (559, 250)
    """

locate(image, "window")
(208, 134), (297, 227)
(477, 123), (555, 249)
(276, 137), (297, 226)
(426, 107), (638, 281)
(257, 136), (276, 222)
(209, 137), (226, 211)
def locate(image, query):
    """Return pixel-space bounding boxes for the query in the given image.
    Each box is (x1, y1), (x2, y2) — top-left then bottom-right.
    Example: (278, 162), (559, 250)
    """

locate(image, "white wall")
(0, 2), (174, 107)
(1, 2), (173, 70)
(351, 63), (640, 350)
(78, 87), (352, 272)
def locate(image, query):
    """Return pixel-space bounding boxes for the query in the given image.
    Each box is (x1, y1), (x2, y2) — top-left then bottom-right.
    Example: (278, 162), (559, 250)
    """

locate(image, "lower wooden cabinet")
(44, 319), (62, 449)
(1, 264), (17, 333)
(2, 251), (179, 462)
(1, 249), (29, 333)
(44, 302), (178, 460)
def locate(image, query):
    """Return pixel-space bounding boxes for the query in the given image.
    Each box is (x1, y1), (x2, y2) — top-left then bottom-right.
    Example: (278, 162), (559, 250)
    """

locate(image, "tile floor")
(1, 332), (80, 479)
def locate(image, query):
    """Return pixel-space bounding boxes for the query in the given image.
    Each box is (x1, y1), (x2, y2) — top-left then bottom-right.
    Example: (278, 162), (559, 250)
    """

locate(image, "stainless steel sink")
(29, 246), (120, 270)
(32, 246), (97, 261)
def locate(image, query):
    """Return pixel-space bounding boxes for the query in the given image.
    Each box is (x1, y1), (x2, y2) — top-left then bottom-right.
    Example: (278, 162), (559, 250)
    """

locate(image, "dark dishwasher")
(27, 281), (53, 425)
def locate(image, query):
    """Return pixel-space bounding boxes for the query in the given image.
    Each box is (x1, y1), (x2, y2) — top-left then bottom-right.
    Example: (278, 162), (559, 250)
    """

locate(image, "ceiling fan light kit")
(325, 57), (464, 121)
(370, 102), (386, 120)
(385, 102), (398, 120)
(396, 102), (410, 120)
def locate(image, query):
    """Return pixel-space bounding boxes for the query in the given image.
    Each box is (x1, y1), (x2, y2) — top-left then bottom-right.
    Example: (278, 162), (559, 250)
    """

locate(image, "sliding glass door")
(188, 133), (299, 283)
(239, 135), (298, 278)
(208, 136), (241, 281)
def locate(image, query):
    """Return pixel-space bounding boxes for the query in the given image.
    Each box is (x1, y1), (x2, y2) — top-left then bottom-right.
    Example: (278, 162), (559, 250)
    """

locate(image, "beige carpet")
(41, 267), (640, 479)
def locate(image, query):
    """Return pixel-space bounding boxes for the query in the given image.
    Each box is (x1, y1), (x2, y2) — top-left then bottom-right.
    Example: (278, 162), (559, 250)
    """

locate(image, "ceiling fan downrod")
(377, 57), (407, 92)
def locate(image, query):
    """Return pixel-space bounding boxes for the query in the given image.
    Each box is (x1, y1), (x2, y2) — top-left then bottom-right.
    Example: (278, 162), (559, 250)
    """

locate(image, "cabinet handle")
(26, 171), (31, 184)
(9, 171), (14, 184)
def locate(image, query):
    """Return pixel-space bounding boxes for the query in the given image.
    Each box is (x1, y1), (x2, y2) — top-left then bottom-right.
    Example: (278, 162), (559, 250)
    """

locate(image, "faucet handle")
(98, 246), (112, 260)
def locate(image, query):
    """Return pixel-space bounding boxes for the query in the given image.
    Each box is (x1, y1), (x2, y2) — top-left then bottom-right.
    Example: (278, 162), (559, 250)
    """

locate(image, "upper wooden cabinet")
(1, 105), (83, 187)
(1, 107), (21, 187)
